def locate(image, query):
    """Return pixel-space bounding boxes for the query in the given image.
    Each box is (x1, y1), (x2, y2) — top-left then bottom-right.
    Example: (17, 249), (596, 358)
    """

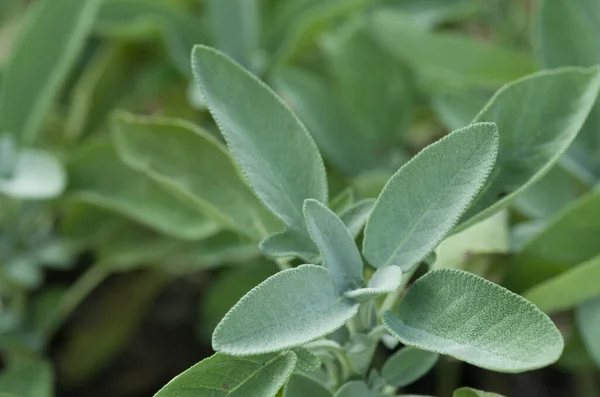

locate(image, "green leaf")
(0, 0), (101, 144)
(95, 0), (205, 75)
(273, 68), (384, 175)
(304, 199), (364, 295)
(284, 373), (332, 397)
(207, 0), (261, 71)
(434, 211), (509, 270)
(576, 297), (600, 368)
(523, 254), (600, 314)
(381, 346), (439, 388)
(333, 381), (385, 397)
(340, 199), (375, 238)
(370, 11), (535, 89)
(67, 137), (218, 241)
(112, 113), (280, 239)
(212, 265), (359, 356)
(363, 123), (498, 271)
(259, 228), (320, 262)
(0, 360), (53, 397)
(344, 266), (402, 302)
(460, 67), (600, 228)
(0, 149), (66, 199)
(382, 269), (564, 372)
(453, 387), (505, 397)
(384, 0), (482, 29)
(192, 45), (328, 234)
(507, 192), (600, 292)
(432, 89), (491, 131)
(291, 347), (322, 373)
(154, 352), (296, 397)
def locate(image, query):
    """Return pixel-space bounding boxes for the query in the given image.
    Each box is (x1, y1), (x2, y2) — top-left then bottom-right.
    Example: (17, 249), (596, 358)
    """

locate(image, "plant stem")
(437, 357), (462, 397)
(379, 266), (418, 316)
(46, 264), (108, 337)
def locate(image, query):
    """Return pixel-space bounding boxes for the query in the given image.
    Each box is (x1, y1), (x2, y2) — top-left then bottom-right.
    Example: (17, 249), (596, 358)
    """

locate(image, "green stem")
(379, 266), (418, 316)
(46, 264), (108, 337)
(437, 357), (461, 397)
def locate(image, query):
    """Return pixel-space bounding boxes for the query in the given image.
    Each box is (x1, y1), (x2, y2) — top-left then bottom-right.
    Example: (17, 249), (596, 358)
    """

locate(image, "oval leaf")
(363, 123), (498, 271)
(304, 199), (364, 295)
(212, 265), (359, 356)
(284, 373), (332, 397)
(576, 297), (600, 368)
(383, 269), (564, 372)
(154, 352), (296, 397)
(461, 67), (600, 228)
(192, 45), (328, 233)
(381, 346), (439, 388)
(344, 266), (402, 302)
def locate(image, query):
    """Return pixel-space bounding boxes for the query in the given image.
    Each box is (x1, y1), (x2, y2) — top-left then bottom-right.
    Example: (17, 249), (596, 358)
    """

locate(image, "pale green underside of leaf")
(192, 45), (328, 233)
(508, 192), (600, 292)
(576, 297), (600, 369)
(381, 346), (439, 388)
(283, 373), (332, 397)
(383, 269), (563, 372)
(454, 387), (505, 397)
(0, 360), (53, 397)
(259, 228), (320, 263)
(304, 199), (364, 295)
(67, 137), (218, 241)
(524, 254), (600, 314)
(0, 0), (101, 145)
(363, 123), (498, 271)
(370, 11), (535, 89)
(459, 66), (600, 229)
(212, 265), (359, 356)
(154, 352), (296, 397)
(112, 113), (280, 240)
(344, 266), (402, 302)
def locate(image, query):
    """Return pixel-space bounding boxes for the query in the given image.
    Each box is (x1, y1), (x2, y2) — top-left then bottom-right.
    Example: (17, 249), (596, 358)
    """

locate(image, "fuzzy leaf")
(291, 347), (322, 373)
(363, 123), (498, 271)
(283, 373), (332, 397)
(192, 45), (328, 234)
(576, 297), (600, 368)
(0, 0), (101, 144)
(381, 347), (439, 388)
(212, 265), (359, 356)
(259, 229), (320, 262)
(304, 199), (364, 294)
(154, 352), (296, 397)
(67, 137), (217, 241)
(383, 269), (564, 372)
(112, 113), (280, 239)
(333, 381), (386, 397)
(524, 254), (600, 314)
(340, 199), (375, 238)
(344, 266), (402, 302)
(371, 11), (534, 88)
(454, 388), (505, 397)
(460, 67), (600, 228)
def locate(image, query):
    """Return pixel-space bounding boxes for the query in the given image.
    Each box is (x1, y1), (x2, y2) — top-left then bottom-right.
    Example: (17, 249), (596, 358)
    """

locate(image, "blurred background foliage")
(0, 0), (598, 396)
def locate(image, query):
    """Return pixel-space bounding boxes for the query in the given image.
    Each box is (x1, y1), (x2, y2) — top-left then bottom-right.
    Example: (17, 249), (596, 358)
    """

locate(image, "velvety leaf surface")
(344, 266), (402, 302)
(371, 11), (535, 88)
(383, 269), (564, 372)
(507, 192), (600, 292)
(454, 388), (505, 397)
(524, 254), (600, 314)
(212, 265), (359, 356)
(576, 297), (600, 368)
(113, 113), (280, 239)
(0, 0), (101, 144)
(154, 352), (296, 397)
(291, 347), (321, 373)
(283, 373), (331, 397)
(461, 67), (600, 227)
(363, 123), (498, 271)
(340, 199), (375, 238)
(304, 199), (364, 294)
(67, 137), (217, 241)
(381, 346), (439, 388)
(0, 360), (53, 397)
(259, 228), (319, 263)
(192, 45), (328, 233)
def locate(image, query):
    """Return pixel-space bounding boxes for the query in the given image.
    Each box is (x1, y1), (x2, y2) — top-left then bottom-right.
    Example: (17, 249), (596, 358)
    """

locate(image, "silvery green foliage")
(156, 46), (566, 395)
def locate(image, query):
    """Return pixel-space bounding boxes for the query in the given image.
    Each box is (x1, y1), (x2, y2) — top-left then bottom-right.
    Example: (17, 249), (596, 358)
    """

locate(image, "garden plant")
(0, 0), (599, 396)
